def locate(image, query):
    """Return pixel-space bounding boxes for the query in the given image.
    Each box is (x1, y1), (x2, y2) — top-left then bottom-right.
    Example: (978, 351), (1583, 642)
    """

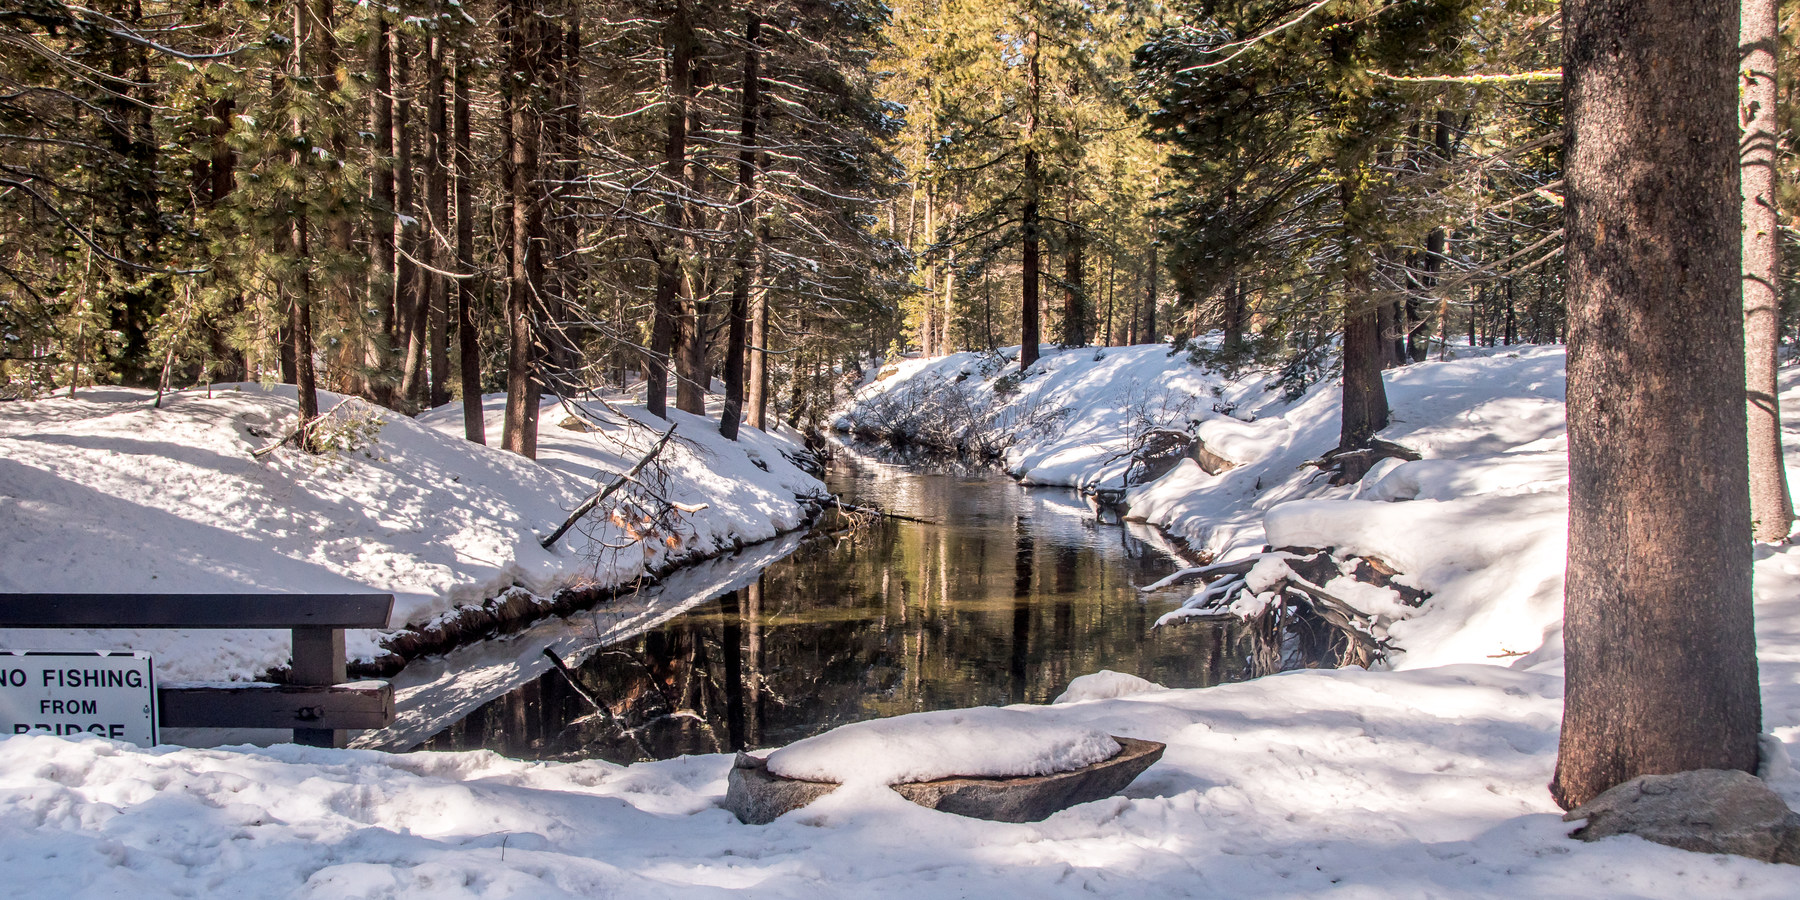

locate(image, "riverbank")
(838, 343), (1577, 670)
(0, 385), (826, 681)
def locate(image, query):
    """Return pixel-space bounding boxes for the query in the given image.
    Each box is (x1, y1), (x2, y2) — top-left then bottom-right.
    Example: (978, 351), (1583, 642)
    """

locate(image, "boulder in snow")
(1564, 769), (1800, 864)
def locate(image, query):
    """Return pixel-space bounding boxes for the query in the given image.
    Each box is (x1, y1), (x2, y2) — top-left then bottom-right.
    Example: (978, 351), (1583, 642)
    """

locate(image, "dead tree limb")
(833, 499), (939, 525)
(540, 423), (678, 549)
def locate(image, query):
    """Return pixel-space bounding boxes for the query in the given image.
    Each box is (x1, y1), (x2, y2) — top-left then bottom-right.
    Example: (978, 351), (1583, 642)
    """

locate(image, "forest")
(7, 0), (1750, 449)
(3, 0), (1800, 894)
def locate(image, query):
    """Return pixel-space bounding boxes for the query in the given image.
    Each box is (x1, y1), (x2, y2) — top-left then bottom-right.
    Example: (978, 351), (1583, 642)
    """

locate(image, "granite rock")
(1565, 769), (1796, 863)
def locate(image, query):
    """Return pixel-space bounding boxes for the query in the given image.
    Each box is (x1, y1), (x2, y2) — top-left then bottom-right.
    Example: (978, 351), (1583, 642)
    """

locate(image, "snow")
(1052, 669), (1167, 704)
(763, 707), (1121, 786)
(0, 384), (824, 680)
(5, 342), (1800, 897)
(3, 661), (1797, 898)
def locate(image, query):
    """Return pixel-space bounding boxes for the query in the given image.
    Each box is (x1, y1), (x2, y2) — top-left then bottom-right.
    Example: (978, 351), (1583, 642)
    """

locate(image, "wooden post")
(291, 626), (347, 747)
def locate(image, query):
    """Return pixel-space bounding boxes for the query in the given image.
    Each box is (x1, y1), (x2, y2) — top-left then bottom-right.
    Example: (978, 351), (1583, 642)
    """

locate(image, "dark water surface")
(421, 451), (1267, 763)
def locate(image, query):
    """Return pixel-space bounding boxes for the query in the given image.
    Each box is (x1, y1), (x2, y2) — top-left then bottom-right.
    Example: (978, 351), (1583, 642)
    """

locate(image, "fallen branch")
(540, 423), (678, 550)
(833, 499), (939, 526)
(250, 399), (352, 458)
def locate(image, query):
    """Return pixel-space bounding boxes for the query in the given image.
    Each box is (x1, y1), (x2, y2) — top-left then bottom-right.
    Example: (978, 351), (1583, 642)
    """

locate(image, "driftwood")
(540, 423), (677, 550)
(1308, 439), (1421, 485)
(833, 499), (938, 526)
(1154, 548), (1429, 669)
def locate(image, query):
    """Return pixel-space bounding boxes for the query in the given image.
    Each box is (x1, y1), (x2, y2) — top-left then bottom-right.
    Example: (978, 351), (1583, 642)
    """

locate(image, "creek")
(357, 447), (1295, 762)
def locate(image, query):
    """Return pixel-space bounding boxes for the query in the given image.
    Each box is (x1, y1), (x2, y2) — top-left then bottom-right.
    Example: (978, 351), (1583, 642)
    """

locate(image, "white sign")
(0, 651), (157, 746)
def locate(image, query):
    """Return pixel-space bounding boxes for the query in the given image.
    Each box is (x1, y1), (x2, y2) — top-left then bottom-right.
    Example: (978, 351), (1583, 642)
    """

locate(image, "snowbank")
(0, 385), (825, 680)
(4, 659), (1797, 898)
(763, 707), (1120, 786)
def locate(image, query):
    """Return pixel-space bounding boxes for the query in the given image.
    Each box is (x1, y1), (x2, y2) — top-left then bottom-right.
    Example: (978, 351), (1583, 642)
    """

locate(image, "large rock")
(1565, 769), (1798, 863)
(723, 735), (1165, 825)
(724, 753), (840, 826)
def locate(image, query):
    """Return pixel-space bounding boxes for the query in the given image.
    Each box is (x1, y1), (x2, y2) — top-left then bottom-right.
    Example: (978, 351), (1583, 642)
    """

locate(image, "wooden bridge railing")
(0, 593), (396, 747)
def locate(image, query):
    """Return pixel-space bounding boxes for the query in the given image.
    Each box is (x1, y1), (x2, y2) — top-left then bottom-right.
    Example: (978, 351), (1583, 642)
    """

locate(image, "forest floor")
(4, 346), (1800, 897)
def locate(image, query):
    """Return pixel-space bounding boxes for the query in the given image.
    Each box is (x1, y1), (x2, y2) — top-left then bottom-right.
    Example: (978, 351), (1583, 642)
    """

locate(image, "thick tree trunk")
(1061, 220), (1086, 347)
(1742, 0), (1793, 542)
(1339, 155), (1389, 450)
(720, 14), (761, 441)
(1222, 275), (1245, 361)
(501, 0), (544, 457)
(1552, 0), (1760, 810)
(454, 49), (484, 444)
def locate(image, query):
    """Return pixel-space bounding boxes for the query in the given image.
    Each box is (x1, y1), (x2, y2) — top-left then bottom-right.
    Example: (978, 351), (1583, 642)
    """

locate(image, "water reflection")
(422, 453), (1279, 763)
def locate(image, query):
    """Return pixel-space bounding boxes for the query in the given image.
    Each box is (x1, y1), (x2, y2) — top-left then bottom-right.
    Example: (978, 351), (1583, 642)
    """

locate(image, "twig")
(540, 423), (678, 549)
(833, 498), (938, 525)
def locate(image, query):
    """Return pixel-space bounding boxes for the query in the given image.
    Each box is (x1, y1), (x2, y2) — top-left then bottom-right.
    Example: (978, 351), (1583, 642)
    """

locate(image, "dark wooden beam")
(0, 594), (394, 629)
(159, 682), (395, 731)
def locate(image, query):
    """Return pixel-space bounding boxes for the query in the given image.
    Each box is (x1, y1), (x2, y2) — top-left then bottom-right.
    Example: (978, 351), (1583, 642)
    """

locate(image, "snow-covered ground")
(0, 384), (824, 680)
(4, 344), (1800, 897)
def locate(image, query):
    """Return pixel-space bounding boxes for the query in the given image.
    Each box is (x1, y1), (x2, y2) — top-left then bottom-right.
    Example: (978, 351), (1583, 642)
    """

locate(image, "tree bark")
(1338, 152), (1389, 450)
(1061, 220), (1086, 348)
(425, 22), (451, 410)
(1742, 0), (1793, 542)
(1141, 242), (1157, 344)
(1552, 0), (1761, 810)
(454, 48), (484, 444)
(720, 14), (761, 441)
(393, 34), (424, 409)
(501, 0), (544, 458)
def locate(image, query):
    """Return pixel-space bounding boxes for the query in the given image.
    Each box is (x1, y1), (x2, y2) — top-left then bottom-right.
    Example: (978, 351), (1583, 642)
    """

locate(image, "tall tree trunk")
(1552, 0), (1760, 810)
(746, 215), (772, 431)
(1018, 25), (1041, 371)
(501, 0), (544, 457)
(371, 20), (398, 404)
(454, 48), (484, 444)
(425, 22), (451, 409)
(1141, 242), (1158, 344)
(721, 14), (761, 441)
(1338, 153), (1389, 450)
(648, 4), (696, 419)
(1742, 0), (1793, 542)
(393, 35), (424, 408)
(1061, 221), (1086, 348)
(1377, 291), (1402, 369)
(287, 1), (319, 441)
(1222, 275), (1245, 361)
(942, 246), (957, 353)
(673, 41), (710, 416)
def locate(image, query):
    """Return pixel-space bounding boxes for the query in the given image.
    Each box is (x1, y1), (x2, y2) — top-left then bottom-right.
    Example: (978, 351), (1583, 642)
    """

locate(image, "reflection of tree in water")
(423, 468), (1342, 764)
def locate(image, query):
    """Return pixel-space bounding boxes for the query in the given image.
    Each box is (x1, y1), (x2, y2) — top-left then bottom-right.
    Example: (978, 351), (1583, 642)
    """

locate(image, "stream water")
(401, 449), (1278, 763)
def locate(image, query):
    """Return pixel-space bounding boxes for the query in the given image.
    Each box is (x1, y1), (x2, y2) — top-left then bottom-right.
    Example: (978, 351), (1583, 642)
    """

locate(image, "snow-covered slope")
(840, 343), (1575, 668)
(0, 384), (824, 680)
